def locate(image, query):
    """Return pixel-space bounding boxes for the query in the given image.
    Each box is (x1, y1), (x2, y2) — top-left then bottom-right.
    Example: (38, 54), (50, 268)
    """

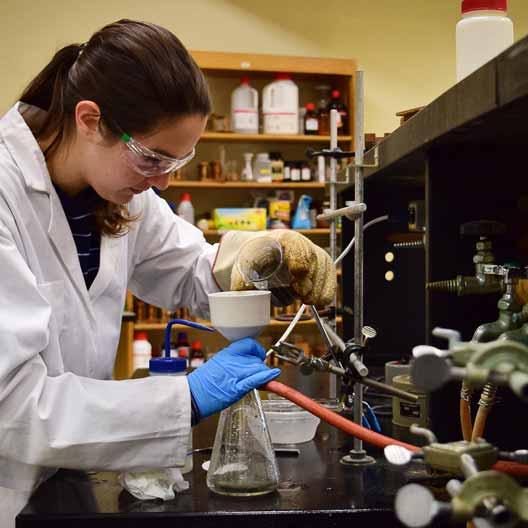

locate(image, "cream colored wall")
(1, 0), (527, 135)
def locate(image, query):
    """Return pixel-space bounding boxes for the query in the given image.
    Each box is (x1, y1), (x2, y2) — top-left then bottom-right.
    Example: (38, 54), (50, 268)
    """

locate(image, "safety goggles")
(120, 133), (195, 177)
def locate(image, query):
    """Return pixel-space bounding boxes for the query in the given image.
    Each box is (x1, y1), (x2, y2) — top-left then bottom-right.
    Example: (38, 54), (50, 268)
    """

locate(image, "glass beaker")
(206, 390), (280, 497)
(235, 236), (296, 307)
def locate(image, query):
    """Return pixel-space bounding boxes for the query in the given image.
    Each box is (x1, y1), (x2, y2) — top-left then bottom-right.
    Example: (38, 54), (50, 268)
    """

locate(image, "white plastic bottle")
(253, 152), (272, 183)
(177, 192), (195, 225)
(149, 356), (193, 474)
(262, 73), (299, 135)
(132, 331), (152, 370)
(231, 77), (259, 134)
(456, 0), (513, 82)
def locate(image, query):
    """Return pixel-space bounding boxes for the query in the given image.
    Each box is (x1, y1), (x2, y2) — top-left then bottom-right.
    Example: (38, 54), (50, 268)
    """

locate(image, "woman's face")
(79, 108), (206, 205)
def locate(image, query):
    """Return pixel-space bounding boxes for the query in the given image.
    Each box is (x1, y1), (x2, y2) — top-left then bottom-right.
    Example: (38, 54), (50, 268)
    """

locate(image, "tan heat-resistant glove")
(213, 230), (336, 308)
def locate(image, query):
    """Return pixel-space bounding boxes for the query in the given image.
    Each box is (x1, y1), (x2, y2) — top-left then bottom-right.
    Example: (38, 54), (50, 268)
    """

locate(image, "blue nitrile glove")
(187, 338), (281, 420)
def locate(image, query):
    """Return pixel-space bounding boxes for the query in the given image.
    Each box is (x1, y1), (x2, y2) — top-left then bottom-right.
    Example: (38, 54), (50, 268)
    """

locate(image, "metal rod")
(322, 320), (346, 352)
(360, 377), (419, 403)
(317, 202), (367, 222)
(353, 71), (365, 453)
(328, 108), (339, 400)
(329, 108), (339, 324)
(410, 424), (438, 444)
(311, 306), (338, 361)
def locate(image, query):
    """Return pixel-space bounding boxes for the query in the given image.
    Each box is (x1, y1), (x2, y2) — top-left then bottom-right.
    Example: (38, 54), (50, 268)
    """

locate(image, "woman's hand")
(187, 338), (280, 420)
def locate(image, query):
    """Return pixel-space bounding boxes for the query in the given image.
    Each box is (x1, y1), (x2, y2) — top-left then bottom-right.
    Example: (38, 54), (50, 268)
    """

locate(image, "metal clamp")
(316, 202), (367, 222)
(411, 328), (528, 402)
(392, 449), (527, 527)
(385, 432), (499, 476)
(305, 145), (380, 170)
(271, 342), (419, 403)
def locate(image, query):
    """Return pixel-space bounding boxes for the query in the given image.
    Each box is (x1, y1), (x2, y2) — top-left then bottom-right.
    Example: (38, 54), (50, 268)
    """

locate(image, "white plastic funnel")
(208, 291), (271, 341)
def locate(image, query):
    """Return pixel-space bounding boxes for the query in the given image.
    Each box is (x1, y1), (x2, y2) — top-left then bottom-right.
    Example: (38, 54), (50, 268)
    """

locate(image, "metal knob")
(395, 484), (451, 528)
(361, 325), (377, 346)
(411, 354), (457, 392)
(499, 449), (528, 464)
(384, 445), (415, 466)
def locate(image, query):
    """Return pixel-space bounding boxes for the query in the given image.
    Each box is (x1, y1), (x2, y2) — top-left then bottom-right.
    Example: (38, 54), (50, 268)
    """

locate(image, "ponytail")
(20, 44), (83, 152)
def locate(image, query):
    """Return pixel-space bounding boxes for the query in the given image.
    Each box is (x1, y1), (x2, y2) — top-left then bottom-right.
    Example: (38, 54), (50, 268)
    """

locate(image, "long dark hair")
(20, 19), (211, 236)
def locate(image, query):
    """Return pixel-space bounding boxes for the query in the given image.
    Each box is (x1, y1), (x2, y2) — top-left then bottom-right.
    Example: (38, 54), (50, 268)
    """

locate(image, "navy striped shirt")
(53, 184), (101, 289)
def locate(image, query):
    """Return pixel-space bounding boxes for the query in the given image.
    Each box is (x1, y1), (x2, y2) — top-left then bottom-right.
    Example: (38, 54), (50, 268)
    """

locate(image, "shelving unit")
(115, 50), (356, 380)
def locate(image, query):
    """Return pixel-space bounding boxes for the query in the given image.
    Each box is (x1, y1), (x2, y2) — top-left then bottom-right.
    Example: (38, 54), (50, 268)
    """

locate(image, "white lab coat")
(0, 102), (220, 526)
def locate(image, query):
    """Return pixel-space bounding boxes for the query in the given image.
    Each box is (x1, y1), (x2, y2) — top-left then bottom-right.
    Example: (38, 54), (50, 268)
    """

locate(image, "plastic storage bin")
(262, 400), (320, 444)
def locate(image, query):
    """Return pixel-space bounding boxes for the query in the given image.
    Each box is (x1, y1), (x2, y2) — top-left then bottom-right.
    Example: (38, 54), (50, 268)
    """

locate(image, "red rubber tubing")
(263, 380), (528, 479)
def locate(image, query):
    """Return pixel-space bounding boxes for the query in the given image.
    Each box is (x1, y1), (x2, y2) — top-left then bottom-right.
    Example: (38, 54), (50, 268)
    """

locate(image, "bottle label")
(271, 162), (284, 181)
(233, 109), (258, 131)
(301, 167), (311, 181)
(190, 358), (204, 368)
(257, 167), (272, 183)
(291, 168), (301, 181)
(263, 113), (298, 134)
(305, 118), (318, 131)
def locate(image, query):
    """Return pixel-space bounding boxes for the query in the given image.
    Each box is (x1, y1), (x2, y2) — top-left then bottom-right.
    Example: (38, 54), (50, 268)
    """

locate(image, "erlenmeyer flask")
(236, 236), (296, 307)
(206, 389), (280, 496)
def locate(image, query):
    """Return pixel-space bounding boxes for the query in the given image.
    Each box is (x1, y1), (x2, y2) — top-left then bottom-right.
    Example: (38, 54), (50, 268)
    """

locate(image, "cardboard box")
(214, 208), (267, 231)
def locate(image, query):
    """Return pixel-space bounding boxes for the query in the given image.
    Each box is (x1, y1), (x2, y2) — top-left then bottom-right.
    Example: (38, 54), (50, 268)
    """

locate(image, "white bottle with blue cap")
(149, 345), (193, 473)
(149, 318), (216, 475)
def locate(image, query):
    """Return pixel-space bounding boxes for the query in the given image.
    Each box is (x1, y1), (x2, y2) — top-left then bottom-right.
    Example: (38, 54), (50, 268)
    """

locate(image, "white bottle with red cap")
(262, 73), (299, 135)
(456, 0), (514, 82)
(132, 331), (152, 370)
(231, 77), (259, 134)
(177, 192), (195, 225)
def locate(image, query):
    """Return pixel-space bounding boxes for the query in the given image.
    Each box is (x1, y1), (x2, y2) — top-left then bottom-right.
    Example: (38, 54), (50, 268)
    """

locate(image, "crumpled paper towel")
(119, 468), (189, 500)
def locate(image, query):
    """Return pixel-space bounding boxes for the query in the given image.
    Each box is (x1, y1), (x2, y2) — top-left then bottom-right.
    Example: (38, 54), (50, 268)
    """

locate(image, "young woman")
(0, 19), (335, 526)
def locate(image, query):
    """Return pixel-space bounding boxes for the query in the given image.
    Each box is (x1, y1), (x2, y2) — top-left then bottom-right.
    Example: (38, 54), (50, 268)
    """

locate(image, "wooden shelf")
(167, 180), (325, 189)
(192, 50), (357, 76)
(201, 132), (352, 143)
(135, 316), (342, 332)
(202, 228), (340, 236)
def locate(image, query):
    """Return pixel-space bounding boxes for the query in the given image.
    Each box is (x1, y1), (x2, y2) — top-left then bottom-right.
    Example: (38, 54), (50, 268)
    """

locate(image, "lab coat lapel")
(47, 189), (95, 307)
(89, 234), (123, 302)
